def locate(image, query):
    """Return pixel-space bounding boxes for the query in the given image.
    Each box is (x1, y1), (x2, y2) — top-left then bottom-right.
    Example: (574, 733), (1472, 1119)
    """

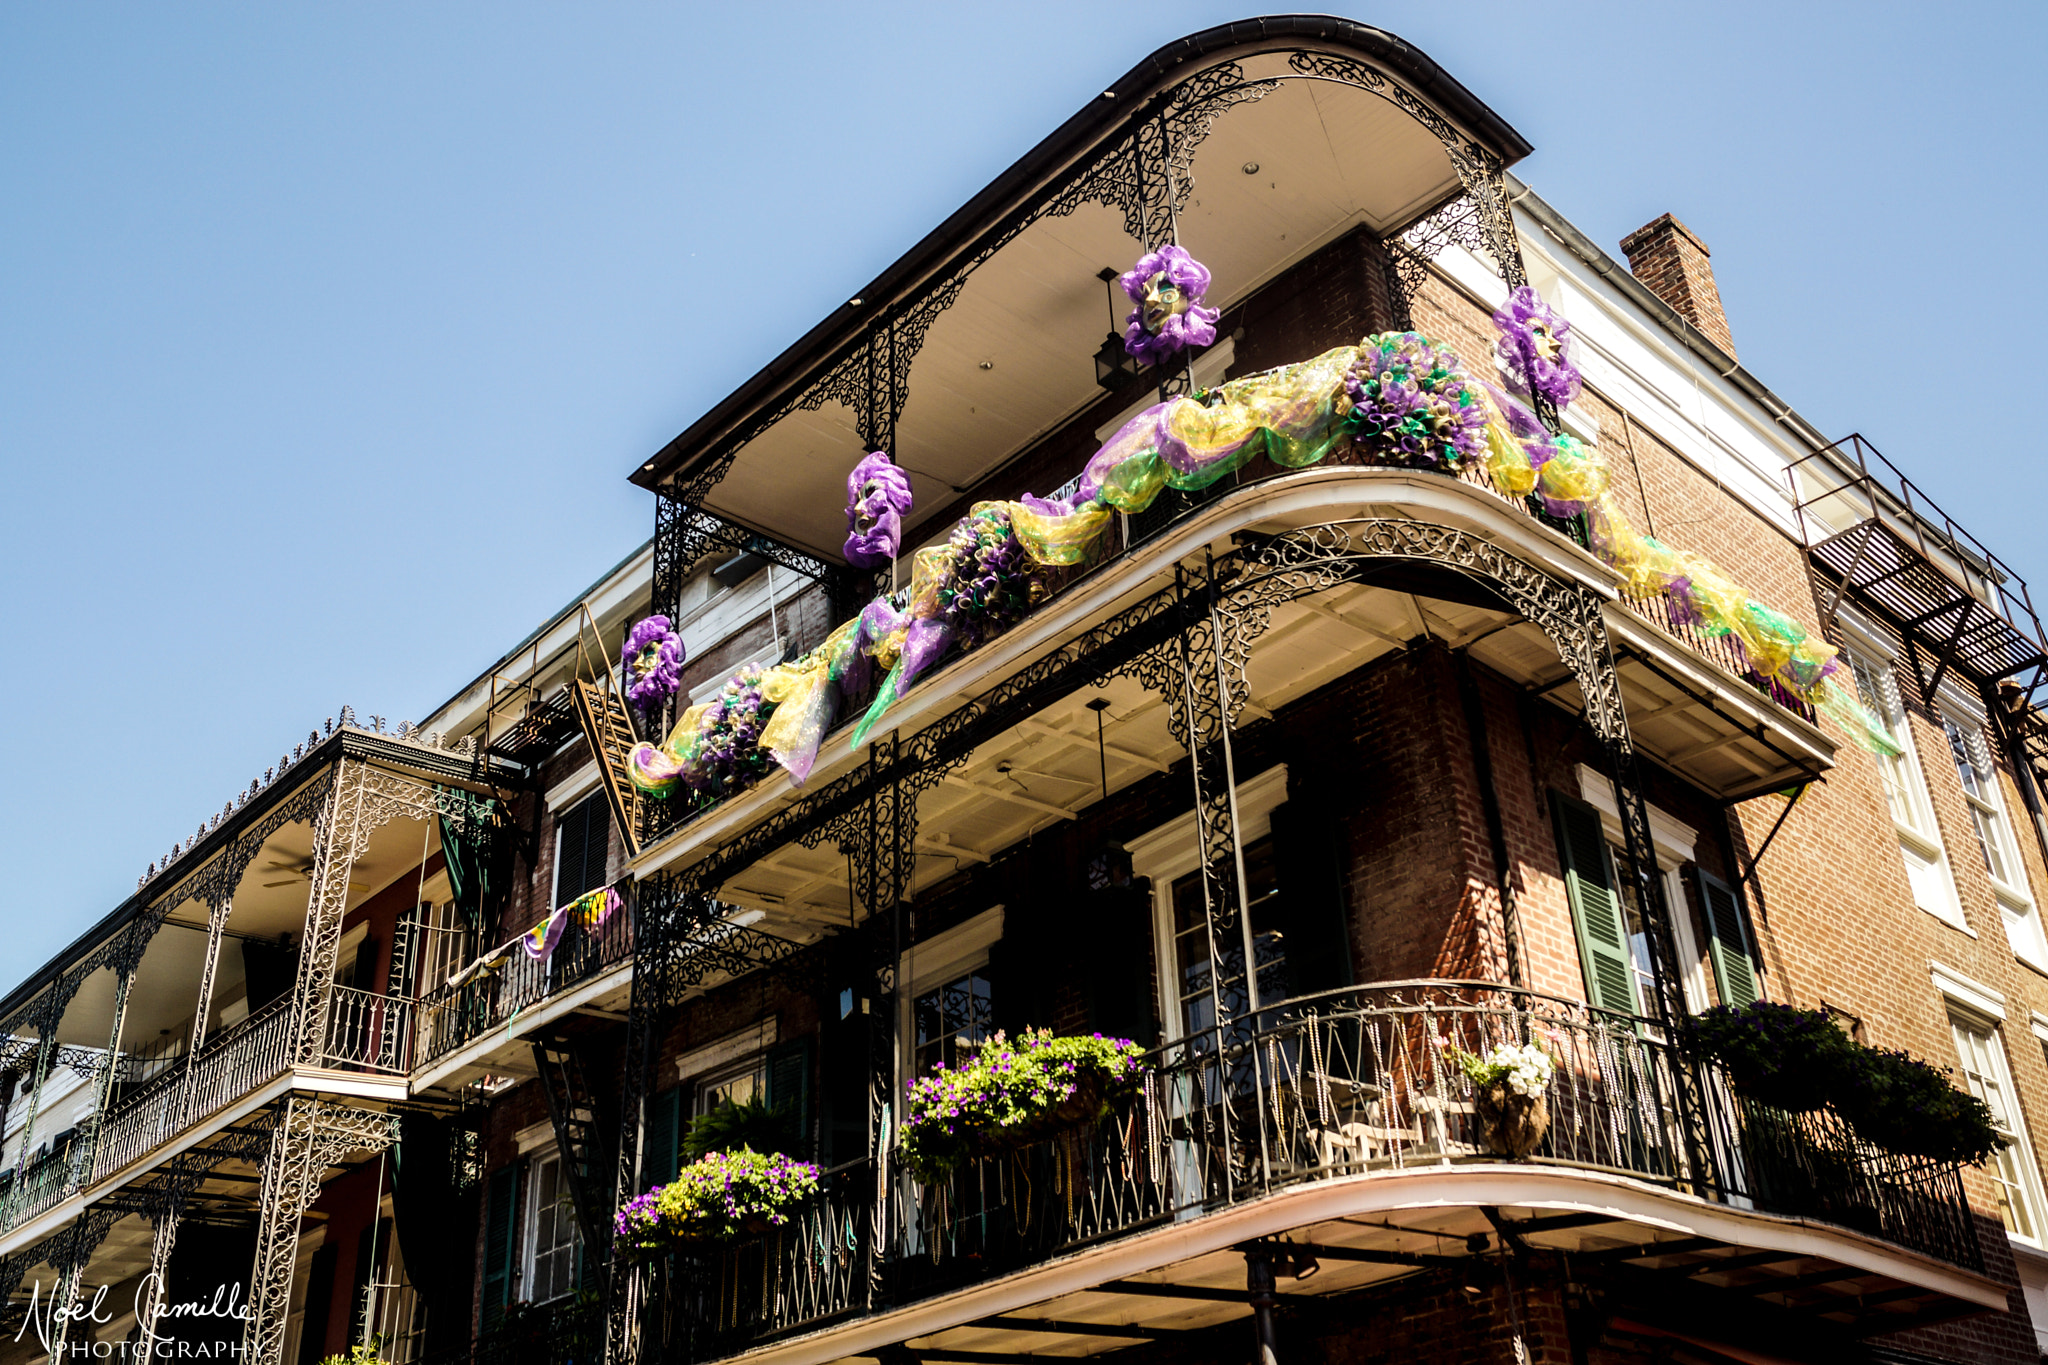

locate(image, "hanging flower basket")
(1471, 1082), (1550, 1159)
(900, 1029), (1147, 1183)
(1680, 1003), (1850, 1114)
(1447, 1041), (1555, 1160)
(614, 1148), (820, 1254)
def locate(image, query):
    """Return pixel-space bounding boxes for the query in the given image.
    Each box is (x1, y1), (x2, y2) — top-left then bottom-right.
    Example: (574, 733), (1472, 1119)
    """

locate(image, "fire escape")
(1790, 434), (2048, 813)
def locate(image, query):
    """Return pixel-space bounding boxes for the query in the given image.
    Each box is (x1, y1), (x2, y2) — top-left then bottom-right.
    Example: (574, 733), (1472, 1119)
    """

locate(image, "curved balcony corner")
(637, 982), (1995, 1365)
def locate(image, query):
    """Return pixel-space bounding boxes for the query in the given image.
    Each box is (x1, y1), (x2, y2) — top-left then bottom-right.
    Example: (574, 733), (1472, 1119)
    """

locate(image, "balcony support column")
(242, 1098), (396, 1365)
(39, 1207), (117, 1365)
(134, 1196), (186, 1365)
(1246, 1247), (1282, 1365)
(1113, 559), (1275, 1195)
(4, 973), (84, 1228)
(73, 927), (148, 1193)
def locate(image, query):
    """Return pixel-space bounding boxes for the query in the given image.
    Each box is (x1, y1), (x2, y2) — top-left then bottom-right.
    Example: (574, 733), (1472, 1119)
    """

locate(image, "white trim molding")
(1931, 960), (2006, 1021)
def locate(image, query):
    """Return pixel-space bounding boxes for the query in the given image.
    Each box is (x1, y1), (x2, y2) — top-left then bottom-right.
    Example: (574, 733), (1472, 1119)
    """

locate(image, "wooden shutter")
(480, 1163), (519, 1327)
(1697, 869), (1761, 1008)
(555, 797), (602, 905)
(765, 1038), (814, 1155)
(1550, 792), (1637, 1015)
(642, 1085), (681, 1189)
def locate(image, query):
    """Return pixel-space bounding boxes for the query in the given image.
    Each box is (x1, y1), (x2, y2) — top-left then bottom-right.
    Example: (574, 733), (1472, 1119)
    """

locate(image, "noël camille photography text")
(14, 1276), (249, 1357)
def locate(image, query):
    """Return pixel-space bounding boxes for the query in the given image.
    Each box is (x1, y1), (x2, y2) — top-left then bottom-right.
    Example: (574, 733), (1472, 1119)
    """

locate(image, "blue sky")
(3, 3), (2043, 987)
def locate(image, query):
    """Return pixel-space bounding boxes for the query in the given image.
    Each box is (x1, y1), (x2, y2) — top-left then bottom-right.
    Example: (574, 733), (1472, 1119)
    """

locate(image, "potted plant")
(1679, 1002), (1851, 1113)
(899, 1028), (1147, 1183)
(614, 1148), (821, 1252)
(1831, 1045), (2004, 1165)
(1446, 1041), (1554, 1158)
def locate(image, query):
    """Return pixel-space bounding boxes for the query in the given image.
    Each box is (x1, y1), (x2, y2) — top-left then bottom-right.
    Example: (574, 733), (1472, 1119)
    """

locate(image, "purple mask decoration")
(1492, 285), (1582, 409)
(1119, 245), (1221, 367)
(621, 615), (684, 710)
(843, 451), (915, 570)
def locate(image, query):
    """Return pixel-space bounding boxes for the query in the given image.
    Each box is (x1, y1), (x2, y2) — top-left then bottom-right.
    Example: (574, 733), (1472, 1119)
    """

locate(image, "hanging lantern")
(1093, 267), (1144, 389)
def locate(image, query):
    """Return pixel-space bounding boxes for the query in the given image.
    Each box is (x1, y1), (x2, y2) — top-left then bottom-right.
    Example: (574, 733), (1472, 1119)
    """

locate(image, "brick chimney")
(1619, 213), (1735, 360)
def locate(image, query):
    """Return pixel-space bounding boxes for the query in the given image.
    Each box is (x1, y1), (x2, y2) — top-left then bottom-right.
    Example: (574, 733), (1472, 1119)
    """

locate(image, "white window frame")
(1839, 617), (1966, 929)
(1938, 688), (2043, 968)
(896, 907), (1003, 1087)
(1126, 765), (1290, 1045)
(521, 1146), (581, 1304)
(1575, 766), (1708, 1012)
(1932, 965), (2048, 1245)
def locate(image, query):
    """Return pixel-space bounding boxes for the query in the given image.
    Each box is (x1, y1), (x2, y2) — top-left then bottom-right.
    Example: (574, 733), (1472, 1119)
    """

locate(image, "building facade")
(4, 16), (2048, 1365)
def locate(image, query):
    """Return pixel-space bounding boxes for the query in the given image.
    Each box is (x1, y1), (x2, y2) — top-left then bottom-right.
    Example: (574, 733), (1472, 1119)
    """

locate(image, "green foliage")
(318, 1345), (390, 1365)
(1680, 1002), (1854, 1112)
(615, 1148), (821, 1251)
(899, 1028), (1147, 1183)
(1832, 1045), (2004, 1165)
(1683, 1002), (2004, 1165)
(682, 1098), (799, 1161)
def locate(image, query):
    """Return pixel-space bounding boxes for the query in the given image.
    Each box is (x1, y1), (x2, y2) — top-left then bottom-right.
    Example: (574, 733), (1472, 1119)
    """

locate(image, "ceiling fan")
(259, 859), (366, 893)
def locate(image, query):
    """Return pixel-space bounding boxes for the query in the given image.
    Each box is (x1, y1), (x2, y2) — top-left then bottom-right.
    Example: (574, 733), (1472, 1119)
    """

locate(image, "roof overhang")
(630, 17), (1531, 565)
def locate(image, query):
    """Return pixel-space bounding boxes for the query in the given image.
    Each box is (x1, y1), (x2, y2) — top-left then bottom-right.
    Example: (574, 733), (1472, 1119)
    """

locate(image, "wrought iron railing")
(644, 1160), (878, 1359)
(6, 1148), (76, 1227)
(90, 1061), (186, 1184)
(409, 1297), (602, 1365)
(78, 995), (297, 1193)
(182, 994), (294, 1124)
(415, 886), (636, 1068)
(634, 446), (1817, 856)
(323, 985), (414, 1075)
(634, 982), (1979, 1362)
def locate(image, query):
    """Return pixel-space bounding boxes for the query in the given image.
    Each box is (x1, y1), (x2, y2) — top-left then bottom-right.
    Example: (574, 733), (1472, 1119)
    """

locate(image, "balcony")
(630, 983), (1990, 1364)
(632, 443), (1836, 876)
(1791, 432), (2047, 699)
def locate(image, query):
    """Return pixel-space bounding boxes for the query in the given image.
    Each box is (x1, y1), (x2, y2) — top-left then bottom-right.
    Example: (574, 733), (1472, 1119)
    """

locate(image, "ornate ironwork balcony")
(415, 884), (638, 1068)
(636, 982), (1980, 1362)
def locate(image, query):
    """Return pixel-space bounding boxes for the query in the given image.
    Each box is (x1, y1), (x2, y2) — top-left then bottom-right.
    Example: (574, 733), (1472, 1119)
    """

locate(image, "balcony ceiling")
(660, 36), (1520, 566)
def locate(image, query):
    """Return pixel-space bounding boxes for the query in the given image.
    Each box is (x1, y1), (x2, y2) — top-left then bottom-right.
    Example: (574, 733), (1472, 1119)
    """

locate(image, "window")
(1163, 836), (1290, 1046)
(695, 1056), (768, 1117)
(912, 969), (992, 1078)
(524, 1152), (581, 1303)
(1848, 652), (1963, 923)
(553, 793), (610, 906)
(1946, 714), (2021, 887)
(1940, 711), (2046, 971)
(1127, 765), (1292, 1047)
(1950, 1013), (2047, 1244)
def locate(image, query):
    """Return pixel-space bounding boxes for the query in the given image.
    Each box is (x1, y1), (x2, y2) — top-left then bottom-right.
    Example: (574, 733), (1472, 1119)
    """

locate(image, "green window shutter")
(1550, 792), (1637, 1015)
(765, 1038), (814, 1157)
(1698, 869), (1761, 1008)
(643, 1085), (681, 1189)
(480, 1163), (519, 1326)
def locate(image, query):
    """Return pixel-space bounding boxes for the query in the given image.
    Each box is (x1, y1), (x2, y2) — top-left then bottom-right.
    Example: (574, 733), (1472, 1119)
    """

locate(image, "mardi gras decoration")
(1493, 285), (1582, 409)
(1120, 245), (1220, 367)
(523, 886), (621, 960)
(1344, 333), (1488, 470)
(630, 280), (1899, 816)
(621, 615), (685, 712)
(843, 451), (914, 569)
(629, 664), (776, 799)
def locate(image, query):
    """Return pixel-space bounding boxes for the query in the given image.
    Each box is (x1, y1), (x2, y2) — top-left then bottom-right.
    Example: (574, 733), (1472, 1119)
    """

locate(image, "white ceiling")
(695, 65), (1464, 563)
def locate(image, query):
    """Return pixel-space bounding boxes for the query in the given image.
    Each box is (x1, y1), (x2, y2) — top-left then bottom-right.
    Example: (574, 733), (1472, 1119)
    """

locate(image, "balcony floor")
(715, 1164), (2003, 1365)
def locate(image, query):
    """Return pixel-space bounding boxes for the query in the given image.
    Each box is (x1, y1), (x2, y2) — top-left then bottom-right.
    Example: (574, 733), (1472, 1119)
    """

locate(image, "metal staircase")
(568, 605), (643, 860)
(532, 1034), (614, 1294)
